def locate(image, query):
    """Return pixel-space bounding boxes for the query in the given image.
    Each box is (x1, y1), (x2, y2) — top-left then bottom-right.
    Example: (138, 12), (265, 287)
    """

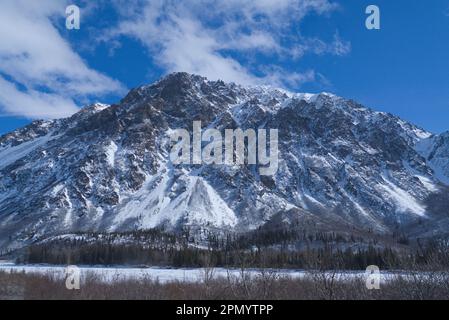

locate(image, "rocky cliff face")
(0, 73), (448, 249)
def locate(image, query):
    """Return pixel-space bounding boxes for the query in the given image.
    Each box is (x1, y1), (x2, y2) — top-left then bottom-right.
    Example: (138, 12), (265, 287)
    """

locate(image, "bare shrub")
(0, 269), (448, 300)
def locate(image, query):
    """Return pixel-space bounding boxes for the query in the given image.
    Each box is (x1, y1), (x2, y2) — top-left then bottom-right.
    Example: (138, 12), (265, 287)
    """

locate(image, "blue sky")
(0, 0), (448, 135)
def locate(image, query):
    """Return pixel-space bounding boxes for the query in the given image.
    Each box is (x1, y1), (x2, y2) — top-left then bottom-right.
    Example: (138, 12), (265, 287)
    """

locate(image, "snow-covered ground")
(0, 263), (311, 283)
(0, 263), (438, 284)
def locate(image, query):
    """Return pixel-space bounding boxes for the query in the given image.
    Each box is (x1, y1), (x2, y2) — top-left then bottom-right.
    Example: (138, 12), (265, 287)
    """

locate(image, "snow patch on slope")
(105, 141), (118, 167)
(112, 166), (237, 230)
(161, 176), (238, 228)
(0, 133), (56, 170)
(415, 135), (449, 186)
(378, 177), (426, 216)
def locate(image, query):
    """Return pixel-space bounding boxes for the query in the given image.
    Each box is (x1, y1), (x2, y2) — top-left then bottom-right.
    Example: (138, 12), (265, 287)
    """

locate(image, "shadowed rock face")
(0, 72), (448, 249)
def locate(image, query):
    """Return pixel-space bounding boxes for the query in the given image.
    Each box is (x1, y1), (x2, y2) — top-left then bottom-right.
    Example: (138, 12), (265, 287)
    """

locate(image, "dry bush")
(0, 269), (448, 300)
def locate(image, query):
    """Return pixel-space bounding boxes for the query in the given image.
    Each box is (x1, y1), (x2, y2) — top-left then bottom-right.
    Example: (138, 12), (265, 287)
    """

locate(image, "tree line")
(15, 228), (449, 270)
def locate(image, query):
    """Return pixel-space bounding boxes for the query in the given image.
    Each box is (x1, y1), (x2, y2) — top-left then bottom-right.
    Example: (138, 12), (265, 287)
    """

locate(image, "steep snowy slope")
(416, 132), (449, 185)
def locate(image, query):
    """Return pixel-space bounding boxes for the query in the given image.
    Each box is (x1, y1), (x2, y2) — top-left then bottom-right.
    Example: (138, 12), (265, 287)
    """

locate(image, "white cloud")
(330, 32), (351, 56)
(0, 0), (125, 119)
(0, 0), (348, 120)
(0, 76), (79, 119)
(106, 0), (347, 88)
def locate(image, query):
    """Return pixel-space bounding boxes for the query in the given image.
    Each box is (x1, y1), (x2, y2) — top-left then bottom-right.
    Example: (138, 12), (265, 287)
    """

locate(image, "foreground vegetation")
(0, 269), (448, 300)
(2, 228), (448, 300)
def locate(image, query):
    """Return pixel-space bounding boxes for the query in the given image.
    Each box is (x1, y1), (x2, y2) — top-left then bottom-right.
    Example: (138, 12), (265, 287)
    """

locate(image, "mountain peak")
(0, 73), (448, 250)
(80, 103), (111, 113)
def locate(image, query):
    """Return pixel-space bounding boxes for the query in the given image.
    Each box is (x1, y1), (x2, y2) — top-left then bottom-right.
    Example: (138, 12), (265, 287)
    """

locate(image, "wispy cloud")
(0, 0), (349, 119)
(104, 0), (348, 88)
(0, 0), (125, 119)
(0, 76), (79, 119)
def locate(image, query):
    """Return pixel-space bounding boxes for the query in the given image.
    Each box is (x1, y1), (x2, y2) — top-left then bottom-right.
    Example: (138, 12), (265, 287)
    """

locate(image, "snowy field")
(0, 262), (434, 284)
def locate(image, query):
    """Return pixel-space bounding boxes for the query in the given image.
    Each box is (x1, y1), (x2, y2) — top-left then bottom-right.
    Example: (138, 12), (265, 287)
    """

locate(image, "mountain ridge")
(0, 72), (448, 250)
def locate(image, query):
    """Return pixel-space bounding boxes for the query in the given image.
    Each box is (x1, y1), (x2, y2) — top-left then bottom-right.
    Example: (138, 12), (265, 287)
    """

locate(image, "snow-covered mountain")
(0, 72), (448, 250)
